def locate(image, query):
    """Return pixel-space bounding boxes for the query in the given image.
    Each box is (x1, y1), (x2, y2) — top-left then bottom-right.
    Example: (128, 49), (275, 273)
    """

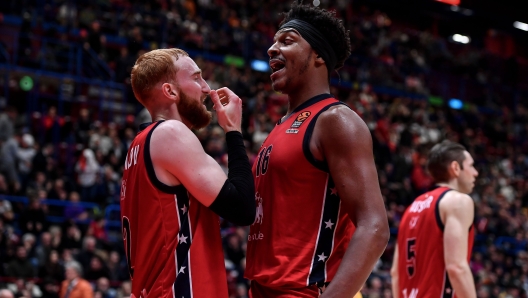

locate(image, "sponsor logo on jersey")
(290, 111), (311, 128)
(253, 192), (263, 225)
(285, 128), (299, 134)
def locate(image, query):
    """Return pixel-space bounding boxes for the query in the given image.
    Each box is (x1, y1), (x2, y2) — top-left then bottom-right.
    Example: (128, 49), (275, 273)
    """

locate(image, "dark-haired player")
(245, 3), (390, 297)
(121, 48), (255, 298)
(391, 140), (478, 298)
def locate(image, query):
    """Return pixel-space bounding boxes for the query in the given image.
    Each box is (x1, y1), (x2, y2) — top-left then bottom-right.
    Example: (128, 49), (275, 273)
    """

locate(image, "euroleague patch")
(288, 111), (311, 130)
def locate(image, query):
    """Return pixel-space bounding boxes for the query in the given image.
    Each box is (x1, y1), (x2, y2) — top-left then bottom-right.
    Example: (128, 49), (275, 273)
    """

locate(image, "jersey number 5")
(256, 145), (273, 177)
(122, 216), (134, 279)
(406, 238), (416, 278)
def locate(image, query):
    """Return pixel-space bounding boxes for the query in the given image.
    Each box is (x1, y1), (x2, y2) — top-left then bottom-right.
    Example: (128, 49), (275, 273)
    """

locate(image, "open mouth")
(269, 58), (285, 74)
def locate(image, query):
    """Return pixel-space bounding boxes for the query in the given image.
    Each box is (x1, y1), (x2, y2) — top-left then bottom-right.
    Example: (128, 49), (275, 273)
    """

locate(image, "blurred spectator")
(0, 289), (14, 298)
(64, 191), (89, 223)
(5, 246), (35, 279)
(106, 251), (128, 282)
(0, 196), (14, 224)
(84, 255), (110, 281)
(75, 149), (100, 202)
(38, 250), (65, 283)
(16, 134), (36, 189)
(115, 281), (131, 298)
(84, 21), (106, 60)
(18, 195), (47, 236)
(60, 261), (94, 298)
(42, 106), (65, 144)
(35, 231), (52, 266)
(76, 236), (97, 271)
(62, 224), (83, 252)
(95, 277), (116, 298)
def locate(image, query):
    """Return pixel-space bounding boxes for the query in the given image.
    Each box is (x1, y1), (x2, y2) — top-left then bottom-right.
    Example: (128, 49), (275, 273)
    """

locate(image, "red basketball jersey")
(245, 94), (355, 291)
(120, 121), (228, 298)
(397, 187), (474, 298)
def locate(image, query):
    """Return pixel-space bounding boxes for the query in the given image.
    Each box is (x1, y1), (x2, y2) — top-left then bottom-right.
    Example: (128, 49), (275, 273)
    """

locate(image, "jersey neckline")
(277, 93), (334, 125)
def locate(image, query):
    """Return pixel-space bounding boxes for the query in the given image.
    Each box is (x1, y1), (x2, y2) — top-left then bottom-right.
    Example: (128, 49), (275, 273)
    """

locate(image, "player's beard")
(178, 91), (212, 130)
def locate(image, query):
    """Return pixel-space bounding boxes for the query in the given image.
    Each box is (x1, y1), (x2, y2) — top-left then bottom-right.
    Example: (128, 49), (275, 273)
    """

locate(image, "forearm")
(209, 131), (255, 225)
(391, 277), (398, 298)
(321, 225), (389, 297)
(447, 264), (476, 298)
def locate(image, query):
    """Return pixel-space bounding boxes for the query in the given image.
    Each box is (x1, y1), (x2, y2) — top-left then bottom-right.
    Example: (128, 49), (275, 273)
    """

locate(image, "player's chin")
(271, 80), (286, 93)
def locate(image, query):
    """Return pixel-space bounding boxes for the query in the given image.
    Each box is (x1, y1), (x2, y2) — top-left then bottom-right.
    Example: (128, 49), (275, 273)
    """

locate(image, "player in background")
(121, 48), (255, 298)
(245, 2), (390, 297)
(391, 140), (478, 298)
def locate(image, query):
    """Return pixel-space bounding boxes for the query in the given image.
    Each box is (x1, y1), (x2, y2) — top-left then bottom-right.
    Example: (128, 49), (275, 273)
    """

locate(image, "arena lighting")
(19, 76), (34, 91)
(452, 34), (470, 44)
(513, 21), (528, 32)
(448, 98), (463, 110)
(250, 60), (270, 72)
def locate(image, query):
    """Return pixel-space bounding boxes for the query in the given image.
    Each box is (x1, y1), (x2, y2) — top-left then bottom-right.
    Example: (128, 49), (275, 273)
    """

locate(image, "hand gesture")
(210, 87), (243, 133)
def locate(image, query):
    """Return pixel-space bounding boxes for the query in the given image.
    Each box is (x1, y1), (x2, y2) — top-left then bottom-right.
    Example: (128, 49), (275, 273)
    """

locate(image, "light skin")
(146, 55), (243, 207)
(267, 29), (390, 297)
(391, 151), (478, 298)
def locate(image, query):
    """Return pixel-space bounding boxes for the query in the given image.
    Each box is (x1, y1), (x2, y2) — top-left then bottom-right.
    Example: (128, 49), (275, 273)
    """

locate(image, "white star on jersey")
(317, 252), (328, 262)
(178, 266), (186, 274)
(178, 234), (188, 244)
(324, 219), (335, 229)
(180, 204), (188, 214)
(330, 187), (338, 196)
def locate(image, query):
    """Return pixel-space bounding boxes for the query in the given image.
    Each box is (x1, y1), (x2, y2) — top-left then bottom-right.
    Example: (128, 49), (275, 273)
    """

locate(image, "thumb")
(209, 90), (223, 112)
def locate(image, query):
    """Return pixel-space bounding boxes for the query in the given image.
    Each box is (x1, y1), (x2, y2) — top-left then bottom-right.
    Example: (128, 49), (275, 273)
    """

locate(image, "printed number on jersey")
(255, 145), (273, 177)
(122, 216), (134, 279)
(406, 238), (416, 278)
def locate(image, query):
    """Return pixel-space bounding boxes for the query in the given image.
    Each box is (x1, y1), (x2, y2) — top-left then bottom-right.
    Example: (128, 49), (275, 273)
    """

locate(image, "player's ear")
(162, 83), (179, 102)
(448, 160), (461, 178)
(313, 50), (325, 66)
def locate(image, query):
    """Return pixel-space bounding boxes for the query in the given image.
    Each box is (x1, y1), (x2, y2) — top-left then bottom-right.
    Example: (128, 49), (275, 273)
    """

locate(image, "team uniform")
(397, 187), (474, 298)
(120, 121), (228, 298)
(245, 94), (355, 297)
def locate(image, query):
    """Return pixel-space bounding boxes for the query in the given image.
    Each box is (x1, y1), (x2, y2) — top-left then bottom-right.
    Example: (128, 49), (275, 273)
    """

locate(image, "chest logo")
(290, 111), (311, 129)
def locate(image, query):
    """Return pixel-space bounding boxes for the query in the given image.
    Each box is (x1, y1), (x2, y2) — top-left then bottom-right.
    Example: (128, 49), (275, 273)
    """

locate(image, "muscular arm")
(314, 106), (390, 297)
(440, 192), (476, 298)
(390, 245), (399, 298)
(150, 120), (255, 225)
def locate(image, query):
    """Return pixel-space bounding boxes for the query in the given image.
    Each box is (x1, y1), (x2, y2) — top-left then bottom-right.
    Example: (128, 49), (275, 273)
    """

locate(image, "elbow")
(445, 262), (468, 278)
(375, 220), (391, 248)
(361, 219), (390, 253)
(233, 198), (256, 226)
(238, 208), (256, 226)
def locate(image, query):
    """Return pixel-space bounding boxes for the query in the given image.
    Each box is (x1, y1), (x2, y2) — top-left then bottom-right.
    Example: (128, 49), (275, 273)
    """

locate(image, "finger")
(209, 90), (223, 111)
(216, 87), (237, 101)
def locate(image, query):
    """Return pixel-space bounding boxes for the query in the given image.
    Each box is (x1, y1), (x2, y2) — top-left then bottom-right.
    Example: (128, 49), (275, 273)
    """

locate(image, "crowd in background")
(1, 0), (528, 297)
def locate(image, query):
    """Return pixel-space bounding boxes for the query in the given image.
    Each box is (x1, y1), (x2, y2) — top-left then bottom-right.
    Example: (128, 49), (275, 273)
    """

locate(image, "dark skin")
(268, 29), (390, 297)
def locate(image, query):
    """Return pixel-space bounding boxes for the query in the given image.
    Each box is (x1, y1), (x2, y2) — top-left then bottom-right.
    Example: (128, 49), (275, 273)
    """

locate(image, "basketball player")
(245, 3), (390, 297)
(120, 48), (255, 298)
(391, 140), (478, 298)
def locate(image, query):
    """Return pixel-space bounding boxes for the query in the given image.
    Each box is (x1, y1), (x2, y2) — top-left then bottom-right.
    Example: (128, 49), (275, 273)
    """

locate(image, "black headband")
(279, 19), (337, 73)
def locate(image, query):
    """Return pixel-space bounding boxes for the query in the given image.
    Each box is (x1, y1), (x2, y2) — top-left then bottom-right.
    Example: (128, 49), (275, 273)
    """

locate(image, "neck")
(436, 180), (460, 192)
(149, 103), (192, 129)
(285, 70), (330, 114)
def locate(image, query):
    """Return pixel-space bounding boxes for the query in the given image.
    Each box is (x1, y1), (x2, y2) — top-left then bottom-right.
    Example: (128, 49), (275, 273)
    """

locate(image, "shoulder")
(315, 104), (371, 150)
(317, 105), (370, 137)
(439, 190), (475, 216)
(151, 120), (200, 147)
